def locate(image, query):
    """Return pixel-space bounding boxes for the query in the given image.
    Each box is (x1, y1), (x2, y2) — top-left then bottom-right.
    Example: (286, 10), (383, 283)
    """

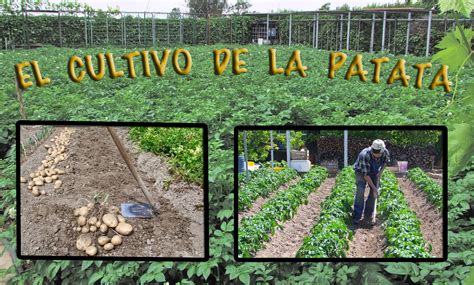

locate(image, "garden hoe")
(372, 186), (379, 225)
(106, 127), (159, 218)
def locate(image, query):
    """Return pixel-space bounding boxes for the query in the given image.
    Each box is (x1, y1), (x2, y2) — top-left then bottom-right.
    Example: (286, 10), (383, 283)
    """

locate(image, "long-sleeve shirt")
(353, 147), (390, 177)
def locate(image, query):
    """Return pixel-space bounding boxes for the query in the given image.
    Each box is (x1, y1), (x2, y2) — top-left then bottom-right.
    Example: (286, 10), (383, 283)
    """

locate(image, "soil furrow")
(255, 177), (335, 258)
(238, 176), (301, 224)
(347, 186), (386, 258)
(397, 177), (443, 257)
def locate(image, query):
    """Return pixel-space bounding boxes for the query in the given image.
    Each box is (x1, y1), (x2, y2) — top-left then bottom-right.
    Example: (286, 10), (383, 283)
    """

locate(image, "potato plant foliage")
(0, 9), (474, 281)
(407, 167), (443, 209)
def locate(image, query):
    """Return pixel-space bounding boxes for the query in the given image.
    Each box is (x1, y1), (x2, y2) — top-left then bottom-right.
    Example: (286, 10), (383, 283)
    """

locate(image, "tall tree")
(186, 0), (228, 17)
(168, 7), (181, 19)
(227, 0), (251, 15)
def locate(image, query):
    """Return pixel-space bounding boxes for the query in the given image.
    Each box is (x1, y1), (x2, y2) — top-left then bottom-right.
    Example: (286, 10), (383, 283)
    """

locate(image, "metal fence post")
(346, 12), (351, 50)
(90, 17), (93, 46)
(339, 14), (343, 50)
(180, 14), (183, 43)
(152, 14), (156, 45)
(58, 11), (62, 47)
(266, 13), (269, 41)
(381, 11), (386, 51)
(289, 14), (292, 46)
(405, 12), (411, 55)
(370, 13), (375, 52)
(105, 13), (109, 45)
(426, 9), (432, 57)
(315, 13), (319, 49)
(124, 15), (127, 47)
(167, 18), (170, 44)
(138, 13), (141, 46)
(84, 16), (88, 46)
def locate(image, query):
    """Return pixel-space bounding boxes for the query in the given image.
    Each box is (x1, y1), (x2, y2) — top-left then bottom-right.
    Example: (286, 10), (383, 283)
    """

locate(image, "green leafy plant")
(238, 166), (328, 257)
(407, 167), (443, 209)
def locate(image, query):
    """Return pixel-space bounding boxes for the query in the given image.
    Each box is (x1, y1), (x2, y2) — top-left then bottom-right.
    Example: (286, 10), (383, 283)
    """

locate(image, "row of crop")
(296, 167), (355, 258)
(378, 171), (432, 258)
(407, 167), (443, 209)
(238, 166), (328, 257)
(238, 166), (298, 211)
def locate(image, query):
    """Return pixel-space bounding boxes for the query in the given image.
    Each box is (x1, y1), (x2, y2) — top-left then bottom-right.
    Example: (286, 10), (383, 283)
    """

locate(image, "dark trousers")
(353, 173), (378, 220)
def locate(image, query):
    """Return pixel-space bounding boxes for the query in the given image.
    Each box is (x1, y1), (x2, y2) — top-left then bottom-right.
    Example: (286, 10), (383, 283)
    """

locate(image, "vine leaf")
(432, 27), (473, 71)
(439, 0), (474, 18)
(448, 123), (474, 176)
(438, 0), (474, 17)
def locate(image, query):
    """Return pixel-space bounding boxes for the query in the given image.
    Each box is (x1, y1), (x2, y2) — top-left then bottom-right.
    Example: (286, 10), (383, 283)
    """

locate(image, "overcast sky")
(48, 0), (400, 13)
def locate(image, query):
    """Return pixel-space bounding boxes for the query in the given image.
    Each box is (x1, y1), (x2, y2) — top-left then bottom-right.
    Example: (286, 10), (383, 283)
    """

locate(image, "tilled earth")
(19, 126), (204, 258)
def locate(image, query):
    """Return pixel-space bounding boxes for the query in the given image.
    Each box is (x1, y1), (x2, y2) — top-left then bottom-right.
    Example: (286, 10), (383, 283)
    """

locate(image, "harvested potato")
(34, 179), (44, 186)
(75, 227), (81, 232)
(44, 144), (51, 149)
(115, 223), (133, 236)
(87, 202), (95, 209)
(108, 206), (120, 214)
(98, 236), (110, 246)
(29, 173), (36, 179)
(78, 207), (89, 217)
(85, 246), (97, 256)
(40, 170), (46, 177)
(27, 185), (32, 190)
(40, 190), (46, 196)
(77, 216), (86, 226)
(20, 177), (27, 183)
(103, 243), (114, 251)
(102, 214), (118, 228)
(89, 226), (97, 232)
(95, 221), (101, 228)
(32, 187), (40, 196)
(56, 169), (65, 174)
(76, 234), (92, 251)
(51, 175), (58, 180)
(117, 215), (125, 223)
(100, 224), (108, 233)
(28, 181), (34, 188)
(111, 235), (122, 246)
(88, 217), (98, 225)
(54, 180), (62, 189)
(73, 208), (80, 216)
(81, 226), (90, 233)
(45, 177), (53, 183)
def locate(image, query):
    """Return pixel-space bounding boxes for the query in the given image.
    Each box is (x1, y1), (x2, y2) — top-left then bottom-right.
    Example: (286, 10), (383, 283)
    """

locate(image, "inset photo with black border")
(234, 125), (447, 262)
(17, 120), (209, 261)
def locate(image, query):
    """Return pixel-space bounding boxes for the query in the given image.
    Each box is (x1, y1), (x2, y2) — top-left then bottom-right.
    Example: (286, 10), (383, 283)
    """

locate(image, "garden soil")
(238, 176), (301, 224)
(347, 186), (386, 258)
(19, 126), (204, 258)
(255, 177), (336, 258)
(397, 177), (443, 258)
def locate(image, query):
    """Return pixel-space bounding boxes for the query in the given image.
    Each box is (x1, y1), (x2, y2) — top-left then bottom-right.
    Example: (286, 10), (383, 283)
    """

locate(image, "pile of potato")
(20, 128), (75, 196)
(73, 202), (134, 256)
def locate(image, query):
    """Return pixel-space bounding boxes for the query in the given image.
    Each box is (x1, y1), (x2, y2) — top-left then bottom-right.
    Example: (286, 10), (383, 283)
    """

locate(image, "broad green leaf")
(432, 27), (473, 71)
(448, 123), (474, 176)
(438, 0), (474, 17)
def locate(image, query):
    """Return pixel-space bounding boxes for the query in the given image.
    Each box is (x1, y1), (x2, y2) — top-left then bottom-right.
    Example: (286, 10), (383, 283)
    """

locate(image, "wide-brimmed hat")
(371, 139), (386, 152)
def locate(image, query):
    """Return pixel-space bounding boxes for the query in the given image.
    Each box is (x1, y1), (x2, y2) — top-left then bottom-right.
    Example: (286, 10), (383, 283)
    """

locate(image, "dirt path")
(255, 177), (335, 258)
(20, 126), (204, 258)
(397, 177), (443, 257)
(238, 177), (301, 224)
(347, 187), (386, 258)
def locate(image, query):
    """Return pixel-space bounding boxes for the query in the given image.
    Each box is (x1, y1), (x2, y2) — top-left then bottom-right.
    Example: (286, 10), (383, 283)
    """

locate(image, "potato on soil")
(90, 226), (97, 232)
(29, 173), (36, 179)
(102, 214), (118, 228)
(52, 175), (58, 180)
(40, 190), (46, 195)
(76, 234), (92, 251)
(87, 202), (95, 209)
(115, 223), (133, 236)
(78, 207), (89, 217)
(103, 243), (114, 251)
(27, 185), (32, 190)
(108, 206), (120, 214)
(88, 217), (98, 225)
(100, 224), (108, 233)
(117, 215), (125, 223)
(32, 187), (40, 196)
(98, 236), (110, 246)
(85, 246), (97, 256)
(77, 216), (86, 226)
(54, 180), (62, 189)
(95, 221), (101, 228)
(56, 169), (65, 174)
(34, 179), (44, 186)
(45, 177), (53, 183)
(20, 177), (26, 183)
(81, 226), (90, 233)
(111, 235), (122, 246)
(28, 181), (34, 187)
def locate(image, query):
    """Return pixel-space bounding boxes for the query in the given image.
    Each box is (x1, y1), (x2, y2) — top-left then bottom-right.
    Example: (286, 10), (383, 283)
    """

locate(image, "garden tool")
(106, 126), (159, 217)
(372, 185), (380, 225)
